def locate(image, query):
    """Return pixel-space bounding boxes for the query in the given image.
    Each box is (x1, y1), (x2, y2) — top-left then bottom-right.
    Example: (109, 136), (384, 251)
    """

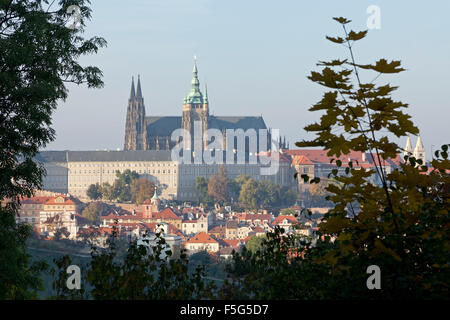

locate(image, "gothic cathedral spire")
(136, 74), (143, 99)
(124, 75), (147, 150)
(129, 76), (135, 101)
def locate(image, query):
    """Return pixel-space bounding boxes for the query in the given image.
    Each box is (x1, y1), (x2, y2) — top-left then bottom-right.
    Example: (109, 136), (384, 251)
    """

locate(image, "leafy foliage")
(86, 183), (102, 200)
(52, 226), (216, 299)
(87, 170), (155, 204)
(0, 0), (105, 299)
(208, 165), (229, 204)
(225, 17), (449, 299)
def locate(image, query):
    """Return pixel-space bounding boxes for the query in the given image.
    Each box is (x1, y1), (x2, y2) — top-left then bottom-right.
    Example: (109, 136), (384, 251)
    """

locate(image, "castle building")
(34, 58), (297, 201)
(123, 58), (287, 152)
(36, 150), (296, 201)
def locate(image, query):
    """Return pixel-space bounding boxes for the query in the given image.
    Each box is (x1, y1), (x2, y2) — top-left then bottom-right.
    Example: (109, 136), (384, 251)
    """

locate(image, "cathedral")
(123, 59), (288, 152)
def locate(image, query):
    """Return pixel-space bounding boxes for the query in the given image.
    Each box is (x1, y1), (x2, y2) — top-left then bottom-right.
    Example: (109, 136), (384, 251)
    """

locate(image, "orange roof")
(285, 149), (366, 163)
(112, 211), (144, 220)
(153, 208), (181, 220)
(208, 226), (225, 233)
(141, 222), (183, 236)
(286, 149), (402, 168)
(101, 213), (119, 220)
(182, 207), (204, 214)
(21, 196), (52, 205)
(235, 213), (271, 221)
(183, 220), (197, 223)
(185, 232), (218, 244)
(44, 195), (77, 206)
(222, 239), (241, 248)
(273, 215), (298, 225)
(292, 155), (314, 165)
(252, 226), (265, 233)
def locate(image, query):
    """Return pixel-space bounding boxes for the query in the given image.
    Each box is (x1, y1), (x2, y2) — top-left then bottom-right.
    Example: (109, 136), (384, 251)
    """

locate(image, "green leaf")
(356, 59), (405, 74)
(346, 30), (368, 41)
(333, 17), (351, 25)
(326, 36), (345, 44)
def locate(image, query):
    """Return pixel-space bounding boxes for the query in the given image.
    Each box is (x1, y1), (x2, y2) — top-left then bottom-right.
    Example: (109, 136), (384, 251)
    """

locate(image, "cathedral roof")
(209, 116), (267, 131)
(146, 116), (182, 137)
(145, 115), (267, 138)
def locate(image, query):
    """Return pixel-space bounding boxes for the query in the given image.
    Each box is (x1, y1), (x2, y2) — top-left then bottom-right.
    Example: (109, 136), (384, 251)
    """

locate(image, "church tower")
(181, 57), (209, 150)
(124, 76), (147, 150)
(404, 136), (413, 158)
(413, 135), (426, 164)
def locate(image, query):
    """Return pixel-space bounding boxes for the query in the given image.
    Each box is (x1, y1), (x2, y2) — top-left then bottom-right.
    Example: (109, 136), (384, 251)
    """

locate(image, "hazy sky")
(45, 0), (450, 159)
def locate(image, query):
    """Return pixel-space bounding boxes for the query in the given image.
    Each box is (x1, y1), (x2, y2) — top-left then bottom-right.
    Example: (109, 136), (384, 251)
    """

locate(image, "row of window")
(68, 162), (176, 168)
(68, 169), (177, 175)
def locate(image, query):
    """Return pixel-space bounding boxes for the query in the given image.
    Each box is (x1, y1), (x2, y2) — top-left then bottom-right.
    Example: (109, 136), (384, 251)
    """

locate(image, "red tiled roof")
(182, 207), (204, 214)
(292, 155), (314, 165)
(286, 149), (402, 168)
(285, 149), (366, 163)
(235, 213), (271, 221)
(118, 211), (145, 220)
(273, 215), (298, 225)
(21, 196), (52, 205)
(183, 220), (197, 224)
(252, 226), (265, 233)
(222, 239), (241, 248)
(44, 195), (77, 206)
(141, 222), (183, 236)
(185, 232), (218, 244)
(153, 208), (181, 220)
(208, 226), (225, 233)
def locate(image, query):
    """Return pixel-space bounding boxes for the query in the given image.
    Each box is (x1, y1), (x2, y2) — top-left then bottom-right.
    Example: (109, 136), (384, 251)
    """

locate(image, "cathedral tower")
(404, 136), (413, 158)
(124, 76), (147, 150)
(413, 135), (426, 164)
(181, 57), (209, 150)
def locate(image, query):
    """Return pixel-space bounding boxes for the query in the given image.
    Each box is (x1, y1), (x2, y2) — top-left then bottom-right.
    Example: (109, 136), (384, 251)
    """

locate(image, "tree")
(245, 235), (266, 254)
(82, 202), (103, 225)
(238, 178), (259, 209)
(208, 165), (229, 204)
(0, 0), (105, 299)
(309, 178), (331, 206)
(113, 169), (139, 202)
(100, 182), (115, 201)
(280, 208), (297, 216)
(87, 183), (102, 200)
(278, 186), (297, 207)
(237, 178), (295, 209)
(131, 177), (155, 205)
(51, 226), (216, 299)
(225, 17), (449, 299)
(196, 176), (211, 206)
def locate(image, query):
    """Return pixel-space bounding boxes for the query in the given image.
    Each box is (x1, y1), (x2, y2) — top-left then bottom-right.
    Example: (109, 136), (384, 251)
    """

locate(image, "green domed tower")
(181, 56), (209, 150)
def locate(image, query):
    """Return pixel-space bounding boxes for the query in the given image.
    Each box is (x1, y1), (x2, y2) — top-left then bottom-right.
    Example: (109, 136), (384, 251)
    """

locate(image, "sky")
(45, 0), (450, 160)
